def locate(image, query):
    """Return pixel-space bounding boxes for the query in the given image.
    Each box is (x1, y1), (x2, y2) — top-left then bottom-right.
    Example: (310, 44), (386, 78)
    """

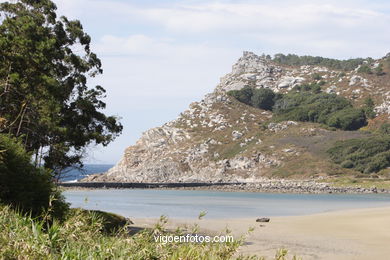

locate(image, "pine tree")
(0, 0), (123, 174)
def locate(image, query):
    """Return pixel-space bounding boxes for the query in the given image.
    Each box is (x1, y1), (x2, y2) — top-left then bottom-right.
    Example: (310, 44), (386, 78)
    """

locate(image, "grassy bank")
(322, 177), (390, 190)
(0, 205), (235, 259)
(0, 205), (300, 259)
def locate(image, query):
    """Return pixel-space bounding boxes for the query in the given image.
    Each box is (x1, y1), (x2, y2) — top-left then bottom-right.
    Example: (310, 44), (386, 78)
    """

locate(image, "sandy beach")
(133, 207), (390, 259)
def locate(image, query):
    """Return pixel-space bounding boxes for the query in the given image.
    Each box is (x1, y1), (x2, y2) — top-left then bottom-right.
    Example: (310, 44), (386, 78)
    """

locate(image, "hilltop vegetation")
(228, 83), (368, 130)
(272, 53), (370, 71)
(227, 82), (390, 174)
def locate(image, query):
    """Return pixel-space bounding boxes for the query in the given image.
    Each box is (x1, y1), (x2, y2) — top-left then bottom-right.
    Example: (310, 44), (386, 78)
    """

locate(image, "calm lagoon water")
(63, 189), (390, 219)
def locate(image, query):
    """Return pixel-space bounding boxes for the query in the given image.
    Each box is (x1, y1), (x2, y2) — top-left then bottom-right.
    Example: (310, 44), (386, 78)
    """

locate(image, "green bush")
(380, 123), (390, 135)
(272, 53), (369, 71)
(312, 73), (322, 80)
(363, 97), (376, 119)
(357, 64), (373, 74)
(374, 63), (385, 76)
(340, 160), (354, 168)
(229, 83), (368, 130)
(0, 134), (68, 218)
(227, 86), (253, 105)
(228, 87), (279, 111)
(251, 88), (277, 110)
(326, 108), (366, 130)
(273, 84), (366, 130)
(328, 136), (390, 173)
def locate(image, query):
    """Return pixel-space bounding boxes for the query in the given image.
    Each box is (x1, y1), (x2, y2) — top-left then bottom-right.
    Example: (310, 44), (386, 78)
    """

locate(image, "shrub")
(374, 63), (384, 76)
(251, 88), (276, 110)
(357, 64), (372, 74)
(340, 160), (354, 168)
(0, 134), (68, 218)
(363, 97), (376, 119)
(273, 85), (366, 129)
(292, 83), (321, 93)
(312, 73), (322, 80)
(326, 108), (367, 130)
(228, 87), (279, 111)
(228, 83), (368, 130)
(328, 136), (390, 173)
(380, 123), (390, 135)
(227, 86), (253, 105)
(272, 53), (369, 71)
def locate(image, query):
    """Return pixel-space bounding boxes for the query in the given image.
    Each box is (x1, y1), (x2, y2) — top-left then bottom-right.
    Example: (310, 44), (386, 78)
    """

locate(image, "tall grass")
(0, 205), (236, 259)
(0, 205), (299, 259)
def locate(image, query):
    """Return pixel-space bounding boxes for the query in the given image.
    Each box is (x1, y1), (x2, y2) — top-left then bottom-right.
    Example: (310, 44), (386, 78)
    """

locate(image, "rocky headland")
(82, 51), (390, 186)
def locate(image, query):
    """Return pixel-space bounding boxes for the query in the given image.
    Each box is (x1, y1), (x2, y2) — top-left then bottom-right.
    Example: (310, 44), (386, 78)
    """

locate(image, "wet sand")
(133, 207), (390, 259)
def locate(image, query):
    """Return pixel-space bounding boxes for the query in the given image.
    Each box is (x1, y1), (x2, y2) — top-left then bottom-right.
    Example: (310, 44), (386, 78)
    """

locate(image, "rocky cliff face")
(84, 52), (390, 183)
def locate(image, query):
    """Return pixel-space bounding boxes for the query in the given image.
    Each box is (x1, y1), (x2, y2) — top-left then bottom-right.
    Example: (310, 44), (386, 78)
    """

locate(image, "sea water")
(63, 189), (390, 219)
(60, 164), (114, 182)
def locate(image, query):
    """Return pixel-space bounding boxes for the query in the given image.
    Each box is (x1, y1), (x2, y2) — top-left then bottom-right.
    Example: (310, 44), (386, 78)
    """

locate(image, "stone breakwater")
(59, 180), (389, 194)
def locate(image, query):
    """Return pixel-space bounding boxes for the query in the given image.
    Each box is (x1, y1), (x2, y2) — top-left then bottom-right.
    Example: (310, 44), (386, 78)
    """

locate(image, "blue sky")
(51, 0), (390, 164)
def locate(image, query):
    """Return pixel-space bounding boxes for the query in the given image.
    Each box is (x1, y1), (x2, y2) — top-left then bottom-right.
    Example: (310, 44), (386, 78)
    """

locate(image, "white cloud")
(94, 34), (230, 59)
(91, 33), (237, 100)
(115, 1), (387, 32)
(49, 0), (390, 163)
(54, 0), (390, 59)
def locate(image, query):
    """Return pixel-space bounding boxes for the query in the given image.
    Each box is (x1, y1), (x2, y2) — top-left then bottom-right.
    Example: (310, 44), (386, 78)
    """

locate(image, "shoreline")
(132, 206), (390, 259)
(59, 180), (390, 194)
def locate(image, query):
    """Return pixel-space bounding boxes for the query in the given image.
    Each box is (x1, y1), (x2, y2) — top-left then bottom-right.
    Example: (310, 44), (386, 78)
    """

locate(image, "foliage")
(312, 73), (322, 80)
(273, 84), (367, 130)
(0, 205), (301, 259)
(363, 97), (376, 119)
(357, 64), (373, 74)
(379, 123), (390, 135)
(326, 108), (367, 131)
(228, 86), (253, 105)
(228, 83), (368, 130)
(0, 0), (122, 173)
(74, 209), (131, 234)
(374, 63), (385, 76)
(328, 135), (390, 173)
(251, 88), (279, 110)
(228, 87), (281, 111)
(272, 53), (370, 71)
(0, 206), (248, 260)
(0, 134), (68, 218)
(338, 72), (346, 77)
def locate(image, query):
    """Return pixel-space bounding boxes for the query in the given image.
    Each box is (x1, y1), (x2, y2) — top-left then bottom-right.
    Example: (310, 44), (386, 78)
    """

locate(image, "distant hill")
(84, 51), (390, 183)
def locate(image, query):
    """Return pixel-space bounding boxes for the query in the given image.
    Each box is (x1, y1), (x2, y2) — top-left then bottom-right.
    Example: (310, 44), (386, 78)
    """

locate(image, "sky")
(49, 0), (390, 164)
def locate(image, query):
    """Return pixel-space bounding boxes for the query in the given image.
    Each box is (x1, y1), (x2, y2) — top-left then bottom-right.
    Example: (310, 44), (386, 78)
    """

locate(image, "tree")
(0, 134), (68, 218)
(0, 0), (122, 174)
